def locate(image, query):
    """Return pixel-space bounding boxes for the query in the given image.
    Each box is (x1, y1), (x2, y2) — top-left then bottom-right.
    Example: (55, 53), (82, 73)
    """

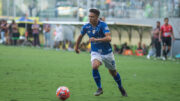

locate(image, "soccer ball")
(56, 86), (70, 100)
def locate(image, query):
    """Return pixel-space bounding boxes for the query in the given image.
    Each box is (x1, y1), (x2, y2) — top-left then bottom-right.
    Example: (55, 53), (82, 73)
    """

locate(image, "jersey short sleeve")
(102, 22), (110, 34)
(169, 25), (173, 32)
(80, 25), (87, 35)
(160, 26), (164, 32)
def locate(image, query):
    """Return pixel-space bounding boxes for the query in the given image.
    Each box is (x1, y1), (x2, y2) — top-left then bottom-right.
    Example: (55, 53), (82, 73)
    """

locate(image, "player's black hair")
(164, 17), (169, 21)
(89, 9), (100, 17)
(156, 21), (160, 23)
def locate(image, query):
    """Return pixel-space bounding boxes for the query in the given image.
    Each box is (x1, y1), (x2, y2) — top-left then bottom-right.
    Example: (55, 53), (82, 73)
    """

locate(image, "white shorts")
(91, 52), (116, 70)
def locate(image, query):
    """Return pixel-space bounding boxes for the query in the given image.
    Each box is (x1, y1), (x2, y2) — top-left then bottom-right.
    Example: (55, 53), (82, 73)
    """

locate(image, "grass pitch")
(0, 45), (180, 101)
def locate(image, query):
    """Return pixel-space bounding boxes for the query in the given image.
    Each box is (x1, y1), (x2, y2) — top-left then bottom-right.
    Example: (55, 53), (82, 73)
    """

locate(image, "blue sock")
(92, 69), (101, 89)
(113, 72), (122, 88)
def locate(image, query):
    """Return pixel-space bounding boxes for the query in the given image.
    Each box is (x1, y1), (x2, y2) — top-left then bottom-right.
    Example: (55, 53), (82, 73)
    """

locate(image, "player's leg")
(109, 69), (127, 96)
(103, 52), (127, 96)
(166, 37), (172, 57)
(162, 37), (167, 60)
(157, 41), (161, 58)
(92, 59), (102, 89)
(162, 45), (167, 59)
(91, 52), (103, 96)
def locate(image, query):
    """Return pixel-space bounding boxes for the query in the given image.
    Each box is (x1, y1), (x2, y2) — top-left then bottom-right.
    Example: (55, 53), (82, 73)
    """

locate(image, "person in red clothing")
(159, 18), (175, 60)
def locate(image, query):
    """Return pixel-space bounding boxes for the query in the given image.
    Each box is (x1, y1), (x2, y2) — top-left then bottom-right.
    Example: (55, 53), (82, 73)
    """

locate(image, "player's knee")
(92, 64), (99, 69)
(92, 60), (101, 69)
(109, 70), (117, 77)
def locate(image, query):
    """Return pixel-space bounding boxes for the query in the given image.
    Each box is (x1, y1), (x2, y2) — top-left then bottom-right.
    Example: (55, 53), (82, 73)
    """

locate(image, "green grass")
(0, 45), (180, 101)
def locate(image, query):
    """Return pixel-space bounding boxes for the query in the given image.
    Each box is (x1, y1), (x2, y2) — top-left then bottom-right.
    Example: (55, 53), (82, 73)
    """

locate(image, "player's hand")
(159, 38), (162, 42)
(89, 37), (97, 42)
(172, 37), (175, 41)
(75, 48), (80, 54)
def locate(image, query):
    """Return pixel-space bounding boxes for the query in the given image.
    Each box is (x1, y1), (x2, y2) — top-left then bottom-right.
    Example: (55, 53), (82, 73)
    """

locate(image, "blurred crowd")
(0, 19), (19, 45)
(0, 18), (177, 60)
(54, 0), (180, 18)
(0, 18), (149, 56)
(113, 42), (148, 56)
(2, 0), (179, 19)
(0, 19), (75, 51)
(56, 0), (180, 19)
(99, 0), (180, 18)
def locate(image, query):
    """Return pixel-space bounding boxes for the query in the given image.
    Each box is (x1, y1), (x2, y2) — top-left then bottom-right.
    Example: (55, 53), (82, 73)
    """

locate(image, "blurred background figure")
(54, 24), (64, 50)
(43, 18), (51, 48)
(142, 44), (148, 55)
(0, 0), (179, 57)
(8, 20), (14, 45)
(153, 21), (161, 58)
(0, 20), (7, 44)
(11, 20), (19, 45)
(159, 18), (175, 60)
(100, 17), (106, 21)
(135, 42), (143, 56)
(119, 42), (130, 54)
(147, 21), (161, 59)
(32, 19), (40, 47)
(113, 44), (120, 54)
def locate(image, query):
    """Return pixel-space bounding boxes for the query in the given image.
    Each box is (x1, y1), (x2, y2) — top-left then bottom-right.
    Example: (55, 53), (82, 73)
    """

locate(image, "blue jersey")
(81, 20), (112, 55)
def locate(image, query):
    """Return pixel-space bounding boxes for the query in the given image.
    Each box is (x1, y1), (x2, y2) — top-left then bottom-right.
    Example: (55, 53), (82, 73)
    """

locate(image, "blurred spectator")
(106, 0), (111, 10)
(100, 17), (106, 21)
(0, 20), (1, 41)
(146, 44), (156, 59)
(0, 20), (8, 44)
(119, 42), (133, 55)
(120, 42), (130, 54)
(135, 42), (143, 56)
(28, 4), (34, 17)
(8, 20), (15, 45)
(153, 21), (161, 58)
(160, 18), (175, 60)
(11, 20), (20, 45)
(147, 21), (161, 59)
(43, 18), (51, 48)
(113, 44), (120, 54)
(137, 42), (142, 50)
(142, 44), (148, 55)
(79, 8), (84, 21)
(64, 40), (74, 51)
(54, 24), (64, 50)
(32, 19), (40, 47)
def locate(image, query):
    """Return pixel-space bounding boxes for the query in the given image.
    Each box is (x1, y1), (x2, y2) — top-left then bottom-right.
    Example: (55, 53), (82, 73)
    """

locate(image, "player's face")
(34, 20), (37, 24)
(157, 22), (160, 27)
(89, 12), (98, 24)
(164, 19), (169, 25)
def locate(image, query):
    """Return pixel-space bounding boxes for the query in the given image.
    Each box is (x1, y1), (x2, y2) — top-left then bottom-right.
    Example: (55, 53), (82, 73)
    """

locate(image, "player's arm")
(159, 30), (162, 42)
(171, 32), (175, 40)
(159, 27), (163, 42)
(171, 27), (175, 40)
(90, 33), (111, 42)
(75, 34), (84, 53)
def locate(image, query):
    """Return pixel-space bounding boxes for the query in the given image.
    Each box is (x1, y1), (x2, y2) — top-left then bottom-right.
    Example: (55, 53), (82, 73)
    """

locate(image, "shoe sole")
(94, 92), (103, 96)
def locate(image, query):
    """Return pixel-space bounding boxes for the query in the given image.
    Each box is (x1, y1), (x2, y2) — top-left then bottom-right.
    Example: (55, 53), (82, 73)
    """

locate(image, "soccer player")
(159, 18), (175, 60)
(75, 9), (127, 96)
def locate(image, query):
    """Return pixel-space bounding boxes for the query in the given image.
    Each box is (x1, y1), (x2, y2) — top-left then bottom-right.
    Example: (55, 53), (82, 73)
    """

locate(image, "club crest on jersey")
(92, 30), (96, 34)
(88, 31), (91, 34)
